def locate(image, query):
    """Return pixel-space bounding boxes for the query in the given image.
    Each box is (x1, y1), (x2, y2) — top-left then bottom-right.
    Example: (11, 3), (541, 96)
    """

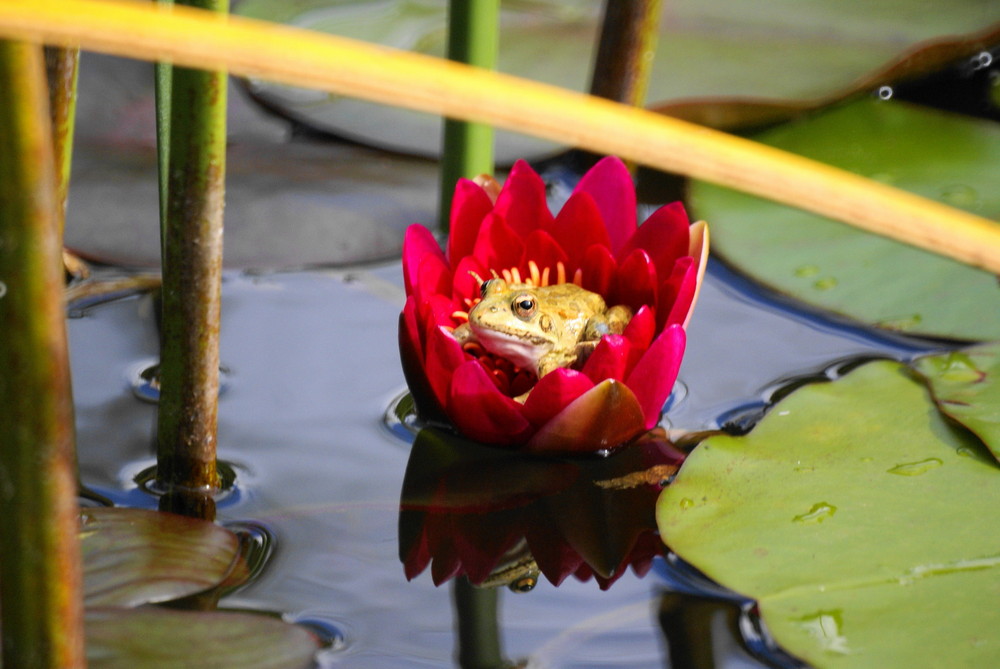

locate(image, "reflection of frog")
(453, 278), (632, 378)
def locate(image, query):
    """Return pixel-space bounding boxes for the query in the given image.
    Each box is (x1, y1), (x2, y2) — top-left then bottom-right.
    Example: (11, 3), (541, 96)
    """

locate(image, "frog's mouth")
(469, 326), (550, 373)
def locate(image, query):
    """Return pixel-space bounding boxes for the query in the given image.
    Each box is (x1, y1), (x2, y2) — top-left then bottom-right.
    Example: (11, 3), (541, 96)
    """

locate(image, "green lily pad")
(85, 607), (318, 669)
(656, 360), (1000, 667)
(81, 507), (245, 607)
(235, 0), (997, 158)
(915, 343), (1000, 464)
(689, 98), (1000, 340)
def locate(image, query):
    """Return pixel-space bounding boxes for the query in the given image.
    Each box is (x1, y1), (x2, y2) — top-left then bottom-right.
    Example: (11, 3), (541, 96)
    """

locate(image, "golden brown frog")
(453, 278), (632, 378)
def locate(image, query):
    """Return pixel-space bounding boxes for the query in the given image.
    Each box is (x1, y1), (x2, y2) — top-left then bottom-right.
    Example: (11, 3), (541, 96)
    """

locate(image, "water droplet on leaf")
(887, 458), (942, 476)
(679, 497), (694, 509)
(813, 277), (838, 291)
(796, 610), (851, 655)
(794, 264), (819, 278)
(793, 502), (836, 523)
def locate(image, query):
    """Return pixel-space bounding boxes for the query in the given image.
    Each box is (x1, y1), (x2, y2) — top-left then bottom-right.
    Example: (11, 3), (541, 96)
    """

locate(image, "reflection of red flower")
(399, 427), (687, 590)
(400, 157), (708, 453)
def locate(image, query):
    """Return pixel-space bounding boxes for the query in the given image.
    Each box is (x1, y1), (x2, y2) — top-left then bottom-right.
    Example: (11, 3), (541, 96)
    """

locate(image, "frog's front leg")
(451, 322), (474, 345)
(582, 304), (633, 340)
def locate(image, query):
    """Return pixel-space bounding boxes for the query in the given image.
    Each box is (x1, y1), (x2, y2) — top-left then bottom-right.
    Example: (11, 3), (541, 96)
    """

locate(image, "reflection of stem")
(453, 578), (509, 669)
(9, 1), (1000, 273)
(154, 0), (228, 498)
(658, 592), (737, 669)
(0, 40), (85, 669)
(438, 0), (498, 233)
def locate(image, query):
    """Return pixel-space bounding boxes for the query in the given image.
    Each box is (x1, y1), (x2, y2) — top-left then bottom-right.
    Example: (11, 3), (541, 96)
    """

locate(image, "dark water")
(68, 255), (943, 668)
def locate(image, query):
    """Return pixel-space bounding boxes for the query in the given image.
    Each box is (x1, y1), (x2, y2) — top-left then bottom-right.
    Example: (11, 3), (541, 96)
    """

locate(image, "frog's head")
(466, 278), (559, 372)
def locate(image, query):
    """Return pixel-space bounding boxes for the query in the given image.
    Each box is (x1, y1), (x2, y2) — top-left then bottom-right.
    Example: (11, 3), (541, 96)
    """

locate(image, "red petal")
(400, 297), (424, 361)
(472, 212), (525, 273)
(447, 178), (496, 263)
(493, 160), (553, 237)
(619, 201), (690, 281)
(546, 191), (611, 270)
(684, 221), (710, 329)
(425, 325), (468, 411)
(580, 335), (630, 384)
(449, 362), (533, 445)
(615, 248), (658, 312)
(398, 309), (447, 423)
(412, 252), (454, 307)
(626, 325), (686, 429)
(524, 379), (646, 453)
(521, 368), (595, 426)
(658, 256), (697, 329)
(573, 156), (636, 254)
(451, 255), (489, 306)
(622, 305), (656, 375)
(623, 305), (655, 351)
(521, 229), (569, 282)
(579, 244), (617, 296)
(403, 224), (447, 298)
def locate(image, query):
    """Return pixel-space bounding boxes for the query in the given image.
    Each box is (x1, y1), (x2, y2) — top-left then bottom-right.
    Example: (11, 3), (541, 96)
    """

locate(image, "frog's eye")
(512, 294), (536, 320)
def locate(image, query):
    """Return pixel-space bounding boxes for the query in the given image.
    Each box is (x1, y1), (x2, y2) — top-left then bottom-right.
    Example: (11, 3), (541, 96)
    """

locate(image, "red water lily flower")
(399, 157), (708, 453)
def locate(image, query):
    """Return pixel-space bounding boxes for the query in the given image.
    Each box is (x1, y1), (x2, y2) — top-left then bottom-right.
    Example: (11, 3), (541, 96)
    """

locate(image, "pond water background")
(59, 44), (977, 668)
(68, 257), (940, 667)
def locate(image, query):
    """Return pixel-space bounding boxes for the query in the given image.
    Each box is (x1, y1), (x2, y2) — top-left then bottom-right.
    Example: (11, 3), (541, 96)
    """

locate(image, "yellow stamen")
(468, 270), (485, 288)
(572, 268), (583, 286)
(452, 310), (469, 322)
(555, 261), (566, 286)
(510, 266), (522, 284)
(501, 268), (512, 283)
(540, 266), (550, 287)
(528, 260), (541, 286)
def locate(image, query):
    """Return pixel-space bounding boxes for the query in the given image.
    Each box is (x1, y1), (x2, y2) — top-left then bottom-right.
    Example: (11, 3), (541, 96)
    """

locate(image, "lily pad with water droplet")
(81, 507), (246, 607)
(656, 360), (1000, 667)
(689, 98), (1000, 340)
(85, 607), (318, 669)
(915, 343), (1000, 464)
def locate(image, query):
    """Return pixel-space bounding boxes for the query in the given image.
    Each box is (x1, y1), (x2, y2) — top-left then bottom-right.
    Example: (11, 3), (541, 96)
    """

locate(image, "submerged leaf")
(657, 361), (1000, 667)
(690, 98), (1000, 340)
(915, 343), (1000, 464)
(235, 0), (997, 157)
(81, 507), (245, 607)
(85, 607), (317, 669)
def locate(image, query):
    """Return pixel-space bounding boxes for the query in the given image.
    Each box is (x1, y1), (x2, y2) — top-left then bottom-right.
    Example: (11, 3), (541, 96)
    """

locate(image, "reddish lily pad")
(657, 360), (1000, 667)
(85, 607), (318, 669)
(81, 507), (245, 607)
(914, 343), (1000, 464)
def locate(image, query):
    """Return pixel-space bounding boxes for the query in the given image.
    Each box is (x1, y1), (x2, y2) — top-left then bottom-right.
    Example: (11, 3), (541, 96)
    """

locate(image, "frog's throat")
(471, 325), (551, 372)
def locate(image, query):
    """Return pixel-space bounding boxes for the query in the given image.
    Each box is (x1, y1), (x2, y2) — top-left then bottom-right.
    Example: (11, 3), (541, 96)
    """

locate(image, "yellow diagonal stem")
(2, 0), (999, 273)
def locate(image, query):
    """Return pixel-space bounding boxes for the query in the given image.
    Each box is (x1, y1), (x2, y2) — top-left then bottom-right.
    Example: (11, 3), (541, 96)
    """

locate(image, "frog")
(452, 278), (632, 379)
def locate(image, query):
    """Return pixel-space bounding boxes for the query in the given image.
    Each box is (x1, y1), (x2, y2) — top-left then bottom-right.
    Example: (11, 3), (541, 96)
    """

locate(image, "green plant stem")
(155, 0), (172, 253)
(589, 0), (661, 107)
(438, 0), (498, 233)
(43, 45), (78, 237)
(155, 0), (228, 501)
(0, 39), (86, 669)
